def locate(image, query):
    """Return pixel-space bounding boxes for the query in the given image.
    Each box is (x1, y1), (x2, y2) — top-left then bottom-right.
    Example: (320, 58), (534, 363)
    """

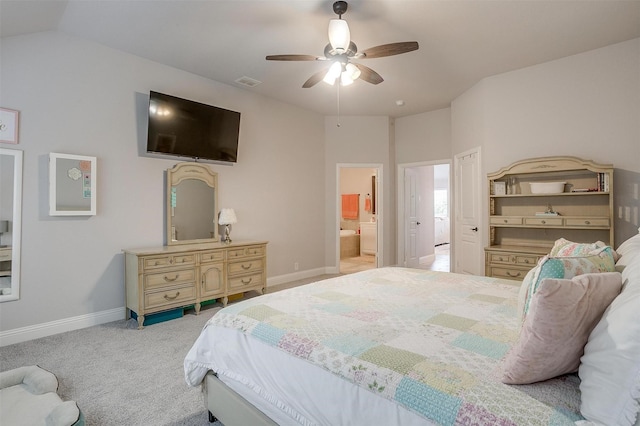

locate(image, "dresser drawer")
(564, 218), (610, 227)
(144, 284), (196, 310)
(200, 250), (225, 263)
(490, 267), (528, 281)
(228, 258), (264, 276)
(524, 217), (563, 226)
(228, 272), (264, 290)
(490, 217), (522, 225)
(143, 254), (196, 270)
(144, 267), (196, 290)
(227, 245), (265, 259)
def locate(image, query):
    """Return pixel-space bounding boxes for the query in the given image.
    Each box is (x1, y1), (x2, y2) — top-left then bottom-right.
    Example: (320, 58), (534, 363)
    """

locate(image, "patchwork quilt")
(189, 267), (583, 425)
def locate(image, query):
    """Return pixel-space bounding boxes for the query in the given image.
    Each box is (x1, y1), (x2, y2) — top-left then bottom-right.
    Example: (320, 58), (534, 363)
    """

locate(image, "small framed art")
(0, 108), (20, 144)
(494, 181), (506, 195)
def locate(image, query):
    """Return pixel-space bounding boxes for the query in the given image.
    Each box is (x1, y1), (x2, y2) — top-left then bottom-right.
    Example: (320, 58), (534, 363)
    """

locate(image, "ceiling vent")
(235, 76), (262, 87)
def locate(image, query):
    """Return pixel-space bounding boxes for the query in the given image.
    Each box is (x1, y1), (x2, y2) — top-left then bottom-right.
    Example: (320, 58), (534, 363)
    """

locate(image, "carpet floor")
(1, 304), (222, 425)
(0, 275), (339, 425)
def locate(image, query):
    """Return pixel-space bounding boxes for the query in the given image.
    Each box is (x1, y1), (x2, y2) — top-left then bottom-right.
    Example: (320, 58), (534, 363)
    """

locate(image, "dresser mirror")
(0, 148), (23, 302)
(166, 162), (218, 245)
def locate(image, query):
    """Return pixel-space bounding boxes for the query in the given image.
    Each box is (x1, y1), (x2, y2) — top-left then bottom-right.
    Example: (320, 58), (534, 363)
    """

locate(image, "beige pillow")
(502, 272), (622, 384)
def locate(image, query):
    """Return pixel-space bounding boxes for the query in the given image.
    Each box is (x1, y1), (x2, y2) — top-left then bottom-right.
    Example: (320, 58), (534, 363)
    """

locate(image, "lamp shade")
(328, 19), (350, 52)
(218, 209), (237, 225)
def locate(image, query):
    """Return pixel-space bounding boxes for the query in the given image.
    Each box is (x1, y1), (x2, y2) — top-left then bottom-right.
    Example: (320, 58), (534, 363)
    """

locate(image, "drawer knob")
(164, 274), (179, 282)
(524, 259), (530, 264)
(164, 291), (180, 300)
(541, 220), (546, 224)
(241, 277), (253, 285)
(585, 220), (590, 225)
(498, 257), (504, 261)
(506, 271), (521, 278)
(503, 219), (508, 223)
(241, 263), (252, 270)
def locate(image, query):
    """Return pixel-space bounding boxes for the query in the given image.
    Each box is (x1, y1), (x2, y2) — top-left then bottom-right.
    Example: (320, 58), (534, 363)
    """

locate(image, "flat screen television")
(146, 91), (241, 163)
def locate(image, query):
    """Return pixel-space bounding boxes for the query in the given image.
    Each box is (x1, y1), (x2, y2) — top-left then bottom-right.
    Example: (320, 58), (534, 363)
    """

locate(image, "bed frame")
(204, 371), (278, 425)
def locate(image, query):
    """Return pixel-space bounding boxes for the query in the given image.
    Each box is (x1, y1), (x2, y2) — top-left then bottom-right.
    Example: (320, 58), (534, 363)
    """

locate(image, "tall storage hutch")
(485, 156), (614, 280)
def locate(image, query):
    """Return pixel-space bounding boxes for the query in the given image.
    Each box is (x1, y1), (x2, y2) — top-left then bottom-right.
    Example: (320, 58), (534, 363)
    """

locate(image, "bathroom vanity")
(360, 222), (377, 256)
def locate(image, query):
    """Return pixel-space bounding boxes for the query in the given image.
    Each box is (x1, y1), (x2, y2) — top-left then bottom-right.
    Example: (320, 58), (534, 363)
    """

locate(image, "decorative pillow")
(522, 249), (617, 316)
(550, 238), (605, 257)
(502, 272), (622, 385)
(579, 259), (640, 426)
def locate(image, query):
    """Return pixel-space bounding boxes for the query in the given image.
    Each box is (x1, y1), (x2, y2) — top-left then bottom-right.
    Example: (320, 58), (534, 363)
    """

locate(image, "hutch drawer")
(564, 217), (609, 227)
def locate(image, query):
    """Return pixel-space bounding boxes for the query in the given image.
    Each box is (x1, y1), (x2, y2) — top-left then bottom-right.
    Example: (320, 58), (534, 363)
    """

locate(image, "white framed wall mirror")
(0, 148), (23, 302)
(49, 153), (97, 216)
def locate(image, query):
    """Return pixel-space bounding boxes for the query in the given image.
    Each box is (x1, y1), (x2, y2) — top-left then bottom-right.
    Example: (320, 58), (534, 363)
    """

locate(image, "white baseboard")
(1, 268), (343, 347)
(266, 266), (337, 287)
(420, 254), (435, 264)
(0, 307), (125, 347)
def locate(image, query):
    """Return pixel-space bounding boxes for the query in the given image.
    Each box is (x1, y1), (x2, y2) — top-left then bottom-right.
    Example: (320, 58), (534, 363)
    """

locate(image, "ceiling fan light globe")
(323, 61), (342, 85)
(345, 63), (361, 80)
(340, 72), (354, 86)
(328, 19), (350, 52)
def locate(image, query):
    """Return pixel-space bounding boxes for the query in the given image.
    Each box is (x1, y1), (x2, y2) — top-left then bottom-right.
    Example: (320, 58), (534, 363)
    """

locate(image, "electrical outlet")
(294, 262), (299, 271)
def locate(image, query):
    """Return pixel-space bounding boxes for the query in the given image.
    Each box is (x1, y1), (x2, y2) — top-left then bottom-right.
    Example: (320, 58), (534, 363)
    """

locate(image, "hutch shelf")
(485, 156), (613, 280)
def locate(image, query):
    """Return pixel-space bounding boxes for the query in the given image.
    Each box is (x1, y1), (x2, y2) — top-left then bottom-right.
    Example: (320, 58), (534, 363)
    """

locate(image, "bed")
(184, 232), (640, 426)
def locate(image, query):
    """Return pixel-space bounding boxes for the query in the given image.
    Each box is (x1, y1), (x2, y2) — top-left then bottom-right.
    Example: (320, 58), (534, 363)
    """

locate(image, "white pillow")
(579, 257), (640, 426)
(616, 227), (640, 258)
(616, 229), (640, 272)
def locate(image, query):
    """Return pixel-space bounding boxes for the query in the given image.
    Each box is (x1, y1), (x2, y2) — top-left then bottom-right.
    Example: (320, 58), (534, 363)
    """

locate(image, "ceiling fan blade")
(353, 63), (383, 85)
(360, 41), (419, 59)
(302, 67), (330, 88)
(265, 54), (320, 61)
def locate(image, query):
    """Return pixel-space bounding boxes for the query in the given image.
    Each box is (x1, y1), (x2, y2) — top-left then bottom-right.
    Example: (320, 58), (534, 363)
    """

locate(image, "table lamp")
(218, 209), (237, 244)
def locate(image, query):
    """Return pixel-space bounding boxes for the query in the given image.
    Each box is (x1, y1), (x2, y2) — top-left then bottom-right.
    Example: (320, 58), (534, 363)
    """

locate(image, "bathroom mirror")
(0, 148), (23, 302)
(49, 153), (97, 216)
(166, 162), (218, 245)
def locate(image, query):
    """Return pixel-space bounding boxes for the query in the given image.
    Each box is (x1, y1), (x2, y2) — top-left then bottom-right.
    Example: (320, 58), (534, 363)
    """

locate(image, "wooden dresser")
(485, 156), (613, 280)
(123, 240), (267, 328)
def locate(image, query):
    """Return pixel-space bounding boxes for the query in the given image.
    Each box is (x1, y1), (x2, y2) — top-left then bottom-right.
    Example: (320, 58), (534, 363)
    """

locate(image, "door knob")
(471, 227), (478, 232)
(417, 221), (421, 225)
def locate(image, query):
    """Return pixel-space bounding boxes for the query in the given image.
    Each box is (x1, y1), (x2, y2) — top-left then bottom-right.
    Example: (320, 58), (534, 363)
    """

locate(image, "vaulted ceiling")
(2, 0), (639, 117)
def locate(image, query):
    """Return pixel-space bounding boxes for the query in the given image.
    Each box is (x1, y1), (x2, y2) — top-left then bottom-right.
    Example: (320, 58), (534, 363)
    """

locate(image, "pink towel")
(341, 194), (359, 219)
(364, 198), (371, 213)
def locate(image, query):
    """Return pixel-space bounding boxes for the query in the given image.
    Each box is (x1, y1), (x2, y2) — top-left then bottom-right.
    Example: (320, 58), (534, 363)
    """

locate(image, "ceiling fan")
(266, 1), (419, 88)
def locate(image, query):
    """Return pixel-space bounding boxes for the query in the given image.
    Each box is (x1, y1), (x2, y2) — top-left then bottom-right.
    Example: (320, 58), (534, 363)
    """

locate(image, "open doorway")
(397, 161), (451, 272)
(337, 165), (381, 274)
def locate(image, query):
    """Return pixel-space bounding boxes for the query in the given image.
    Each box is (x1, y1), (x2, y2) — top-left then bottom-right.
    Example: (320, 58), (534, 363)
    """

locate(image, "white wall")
(452, 37), (640, 254)
(395, 108), (451, 164)
(0, 31), (326, 332)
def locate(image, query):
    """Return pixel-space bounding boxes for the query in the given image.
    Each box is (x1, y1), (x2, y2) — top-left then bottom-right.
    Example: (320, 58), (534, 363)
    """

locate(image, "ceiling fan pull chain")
(337, 83), (341, 127)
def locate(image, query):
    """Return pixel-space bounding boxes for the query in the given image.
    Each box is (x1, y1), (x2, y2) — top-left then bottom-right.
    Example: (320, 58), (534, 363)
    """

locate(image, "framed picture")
(0, 108), (19, 144)
(494, 181), (506, 195)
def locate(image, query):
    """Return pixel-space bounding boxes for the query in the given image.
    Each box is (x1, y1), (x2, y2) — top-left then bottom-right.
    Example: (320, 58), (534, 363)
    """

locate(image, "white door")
(405, 168), (419, 268)
(454, 148), (482, 275)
